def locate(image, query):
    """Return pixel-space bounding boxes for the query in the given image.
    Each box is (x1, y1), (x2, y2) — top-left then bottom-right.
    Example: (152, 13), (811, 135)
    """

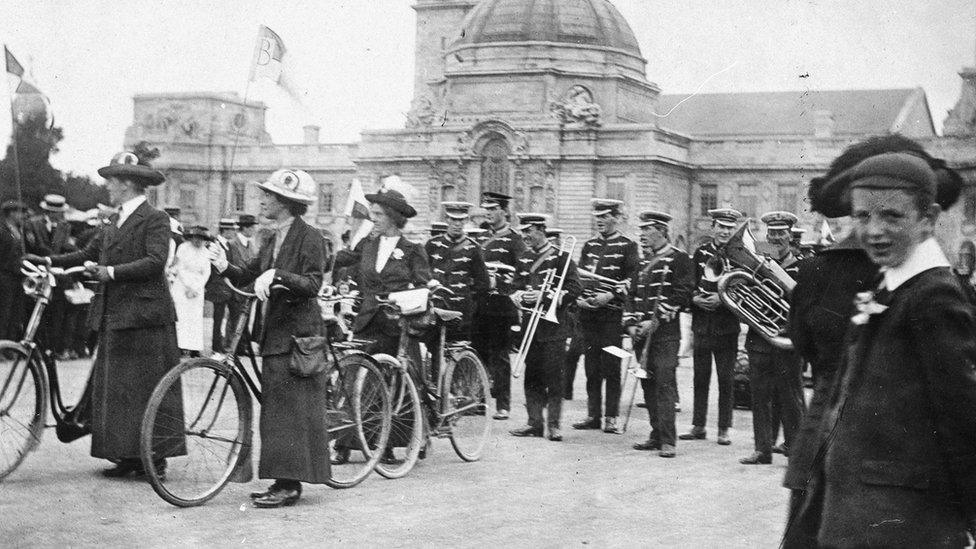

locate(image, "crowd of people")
(1, 133), (974, 546)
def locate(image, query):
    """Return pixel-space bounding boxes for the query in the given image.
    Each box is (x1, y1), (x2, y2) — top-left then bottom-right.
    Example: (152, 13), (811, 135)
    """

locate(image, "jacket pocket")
(859, 459), (933, 490)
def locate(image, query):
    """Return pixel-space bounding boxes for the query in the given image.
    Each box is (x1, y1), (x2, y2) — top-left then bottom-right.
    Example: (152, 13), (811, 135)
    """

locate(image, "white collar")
(237, 232), (251, 246)
(882, 237), (950, 291)
(118, 195), (147, 223)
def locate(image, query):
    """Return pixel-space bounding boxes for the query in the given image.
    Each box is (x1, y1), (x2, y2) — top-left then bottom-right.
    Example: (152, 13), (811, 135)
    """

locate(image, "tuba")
(715, 224), (795, 350)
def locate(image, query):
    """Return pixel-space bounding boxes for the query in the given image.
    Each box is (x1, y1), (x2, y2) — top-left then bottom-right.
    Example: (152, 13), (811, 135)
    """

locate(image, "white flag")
(249, 26), (286, 83)
(343, 179), (373, 248)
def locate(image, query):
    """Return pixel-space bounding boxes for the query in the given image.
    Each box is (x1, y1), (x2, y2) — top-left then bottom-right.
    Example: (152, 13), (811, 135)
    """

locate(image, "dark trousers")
(636, 335), (680, 446)
(781, 475), (824, 548)
(473, 314), (513, 412)
(211, 298), (242, 353)
(691, 333), (737, 430)
(582, 320), (623, 418)
(747, 348), (805, 455)
(0, 274), (24, 340)
(524, 337), (565, 430)
(562, 334), (585, 399)
(41, 295), (71, 354)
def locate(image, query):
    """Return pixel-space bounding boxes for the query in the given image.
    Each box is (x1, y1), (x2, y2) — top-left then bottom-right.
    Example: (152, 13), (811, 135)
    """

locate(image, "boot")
(678, 426), (707, 440)
(603, 417), (618, 434)
(572, 417), (601, 430)
(739, 451), (772, 465)
(510, 425), (544, 437)
(658, 444), (676, 458)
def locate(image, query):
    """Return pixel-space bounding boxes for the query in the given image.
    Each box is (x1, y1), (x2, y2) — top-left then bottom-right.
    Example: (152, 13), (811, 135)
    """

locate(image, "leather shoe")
(678, 427), (706, 440)
(633, 439), (661, 451)
(250, 483), (278, 500)
(772, 443), (789, 456)
(492, 409), (510, 420)
(572, 417), (601, 430)
(658, 444), (676, 458)
(547, 428), (562, 442)
(739, 451), (772, 465)
(102, 459), (142, 478)
(510, 425), (544, 437)
(717, 430), (731, 445)
(253, 488), (301, 508)
(603, 417), (618, 434)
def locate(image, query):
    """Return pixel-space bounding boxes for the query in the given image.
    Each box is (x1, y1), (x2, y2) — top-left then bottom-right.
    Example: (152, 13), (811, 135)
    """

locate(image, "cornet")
(578, 268), (628, 309)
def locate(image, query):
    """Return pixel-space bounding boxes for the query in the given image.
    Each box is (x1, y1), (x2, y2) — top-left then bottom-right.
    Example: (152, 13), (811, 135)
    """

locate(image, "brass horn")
(715, 223), (795, 350)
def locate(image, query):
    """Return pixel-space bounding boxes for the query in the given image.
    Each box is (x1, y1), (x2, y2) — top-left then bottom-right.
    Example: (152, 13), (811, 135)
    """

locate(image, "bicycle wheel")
(0, 342), (47, 481)
(140, 358), (252, 507)
(324, 353), (391, 489)
(443, 348), (491, 462)
(371, 353), (423, 479)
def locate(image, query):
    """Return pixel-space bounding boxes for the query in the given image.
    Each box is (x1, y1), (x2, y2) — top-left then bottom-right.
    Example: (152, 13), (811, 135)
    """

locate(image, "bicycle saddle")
(430, 308), (463, 323)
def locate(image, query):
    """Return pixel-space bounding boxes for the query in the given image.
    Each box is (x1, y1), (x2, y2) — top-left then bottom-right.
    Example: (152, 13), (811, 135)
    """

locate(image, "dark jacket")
(424, 234), (489, 328)
(0, 221), (25, 278)
(479, 224), (526, 317)
(624, 244), (694, 342)
(205, 236), (241, 304)
(349, 235), (431, 334)
(25, 215), (75, 256)
(512, 242), (582, 342)
(578, 231), (640, 323)
(813, 266), (976, 547)
(223, 216), (326, 357)
(690, 240), (741, 336)
(51, 201), (176, 331)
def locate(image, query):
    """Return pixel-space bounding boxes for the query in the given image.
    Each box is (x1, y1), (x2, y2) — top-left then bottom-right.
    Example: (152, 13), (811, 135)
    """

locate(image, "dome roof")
(456, 0), (642, 56)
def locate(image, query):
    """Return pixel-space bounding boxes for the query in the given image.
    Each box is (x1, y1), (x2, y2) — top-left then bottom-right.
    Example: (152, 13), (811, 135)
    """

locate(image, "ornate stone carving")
(406, 95), (437, 129)
(455, 131), (473, 157)
(545, 161), (557, 213)
(550, 85), (602, 128)
(513, 131), (529, 156)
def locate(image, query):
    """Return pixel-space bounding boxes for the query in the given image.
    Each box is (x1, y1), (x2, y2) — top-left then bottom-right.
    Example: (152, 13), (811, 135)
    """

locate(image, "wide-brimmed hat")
(365, 188), (417, 218)
(184, 225), (213, 241)
(237, 214), (258, 227)
(40, 194), (67, 212)
(97, 151), (166, 186)
(256, 169), (318, 205)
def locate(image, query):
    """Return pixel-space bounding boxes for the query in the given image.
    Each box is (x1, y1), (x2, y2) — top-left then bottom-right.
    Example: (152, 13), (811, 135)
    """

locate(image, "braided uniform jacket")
(513, 242), (582, 342)
(691, 240), (741, 336)
(623, 244), (695, 342)
(578, 231), (640, 322)
(745, 252), (800, 353)
(479, 224), (527, 317)
(424, 234), (489, 326)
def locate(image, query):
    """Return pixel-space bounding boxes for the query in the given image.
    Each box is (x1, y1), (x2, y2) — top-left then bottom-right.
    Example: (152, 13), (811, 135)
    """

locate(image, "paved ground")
(1, 346), (792, 548)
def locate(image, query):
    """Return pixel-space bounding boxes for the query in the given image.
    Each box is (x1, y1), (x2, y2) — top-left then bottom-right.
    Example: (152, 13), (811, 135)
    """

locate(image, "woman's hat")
(40, 194), (67, 212)
(256, 169), (318, 205)
(97, 151), (166, 186)
(184, 225), (213, 241)
(365, 188), (417, 218)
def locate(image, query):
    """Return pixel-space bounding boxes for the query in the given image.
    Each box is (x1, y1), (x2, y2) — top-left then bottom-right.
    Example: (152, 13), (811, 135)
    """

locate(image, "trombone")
(512, 235), (577, 378)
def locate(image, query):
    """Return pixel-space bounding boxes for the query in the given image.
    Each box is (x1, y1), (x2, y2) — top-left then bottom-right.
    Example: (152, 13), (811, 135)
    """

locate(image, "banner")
(248, 26), (286, 84)
(343, 178), (373, 248)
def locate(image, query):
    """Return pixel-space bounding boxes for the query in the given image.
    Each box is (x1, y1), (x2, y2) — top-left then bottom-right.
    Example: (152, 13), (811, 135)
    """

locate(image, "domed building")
(125, 0), (975, 254)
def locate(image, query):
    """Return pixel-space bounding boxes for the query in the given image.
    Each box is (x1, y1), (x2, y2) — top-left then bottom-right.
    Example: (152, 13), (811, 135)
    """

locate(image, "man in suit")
(626, 211), (695, 458)
(0, 200), (28, 340)
(205, 218), (241, 356)
(574, 199), (640, 434)
(795, 152), (976, 547)
(26, 150), (184, 478)
(509, 214), (581, 442)
(26, 194), (77, 358)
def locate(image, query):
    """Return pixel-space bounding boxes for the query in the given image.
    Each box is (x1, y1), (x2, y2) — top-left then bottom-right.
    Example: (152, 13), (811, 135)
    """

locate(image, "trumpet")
(485, 261), (516, 293)
(578, 268), (628, 309)
(715, 224), (795, 350)
(512, 235), (577, 378)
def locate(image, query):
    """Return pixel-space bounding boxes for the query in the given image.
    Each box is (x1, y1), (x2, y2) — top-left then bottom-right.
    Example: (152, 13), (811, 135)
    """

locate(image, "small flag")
(248, 26), (286, 83)
(5, 46), (24, 77)
(819, 219), (836, 246)
(343, 179), (373, 248)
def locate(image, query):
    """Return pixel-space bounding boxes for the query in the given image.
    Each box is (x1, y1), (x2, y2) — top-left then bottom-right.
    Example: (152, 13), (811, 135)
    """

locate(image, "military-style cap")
(517, 213), (548, 231)
(40, 194), (67, 212)
(465, 226), (488, 237)
(237, 214), (258, 227)
(429, 221), (448, 235)
(591, 198), (624, 217)
(1, 199), (27, 212)
(480, 192), (512, 209)
(637, 210), (672, 229)
(708, 208), (742, 228)
(442, 201), (474, 220)
(217, 218), (238, 230)
(545, 227), (563, 238)
(760, 211), (798, 230)
(845, 152), (937, 195)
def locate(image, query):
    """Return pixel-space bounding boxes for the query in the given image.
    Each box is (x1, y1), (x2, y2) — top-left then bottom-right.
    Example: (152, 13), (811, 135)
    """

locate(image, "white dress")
(171, 241), (210, 351)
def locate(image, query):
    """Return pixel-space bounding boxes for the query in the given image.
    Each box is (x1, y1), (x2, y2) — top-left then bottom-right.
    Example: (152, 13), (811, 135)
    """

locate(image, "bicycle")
(366, 287), (492, 479)
(0, 261), (92, 481)
(139, 281), (392, 507)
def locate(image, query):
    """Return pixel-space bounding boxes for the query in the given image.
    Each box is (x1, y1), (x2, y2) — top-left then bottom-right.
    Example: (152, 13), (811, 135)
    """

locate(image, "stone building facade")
(123, 0), (976, 255)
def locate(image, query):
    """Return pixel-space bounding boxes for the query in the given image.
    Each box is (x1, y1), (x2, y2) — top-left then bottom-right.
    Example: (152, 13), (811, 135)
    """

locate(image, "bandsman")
(464, 226), (490, 247)
(625, 211), (694, 457)
(509, 214), (582, 441)
(739, 211), (805, 465)
(545, 227), (563, 246)
(574, 198), (640, 433)
(682, 208), (742, 445)
(472, 192), (526, 420)
(428, 221), (448, 239)
(425, 201), (489, 340)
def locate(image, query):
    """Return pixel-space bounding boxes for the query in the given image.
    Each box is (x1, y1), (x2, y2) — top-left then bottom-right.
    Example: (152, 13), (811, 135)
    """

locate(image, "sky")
(1, 0), (974, 178)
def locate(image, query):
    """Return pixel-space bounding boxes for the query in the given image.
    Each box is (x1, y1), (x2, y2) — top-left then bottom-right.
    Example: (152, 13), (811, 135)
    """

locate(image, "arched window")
(479, 138), (510, 195)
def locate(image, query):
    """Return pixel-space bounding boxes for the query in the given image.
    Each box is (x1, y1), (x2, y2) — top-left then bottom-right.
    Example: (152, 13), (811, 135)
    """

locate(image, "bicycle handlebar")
(222, 278), (289, 298)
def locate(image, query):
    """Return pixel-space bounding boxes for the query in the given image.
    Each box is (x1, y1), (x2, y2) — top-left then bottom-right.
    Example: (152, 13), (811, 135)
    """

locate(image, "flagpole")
(219, 26), (262, 217)
(4, 44), (24, 246)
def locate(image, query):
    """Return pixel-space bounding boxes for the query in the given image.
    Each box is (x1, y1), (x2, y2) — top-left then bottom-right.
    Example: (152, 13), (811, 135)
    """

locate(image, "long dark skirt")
(91, 324), (184, 460)
(258, 353), (331, 484)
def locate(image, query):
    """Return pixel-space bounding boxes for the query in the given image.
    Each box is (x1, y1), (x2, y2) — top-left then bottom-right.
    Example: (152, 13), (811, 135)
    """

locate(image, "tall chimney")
(303, 125), (320, 144)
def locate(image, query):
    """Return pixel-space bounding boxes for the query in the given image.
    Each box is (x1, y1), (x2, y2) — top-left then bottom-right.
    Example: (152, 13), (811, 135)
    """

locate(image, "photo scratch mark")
(654, 62), (738, 118)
